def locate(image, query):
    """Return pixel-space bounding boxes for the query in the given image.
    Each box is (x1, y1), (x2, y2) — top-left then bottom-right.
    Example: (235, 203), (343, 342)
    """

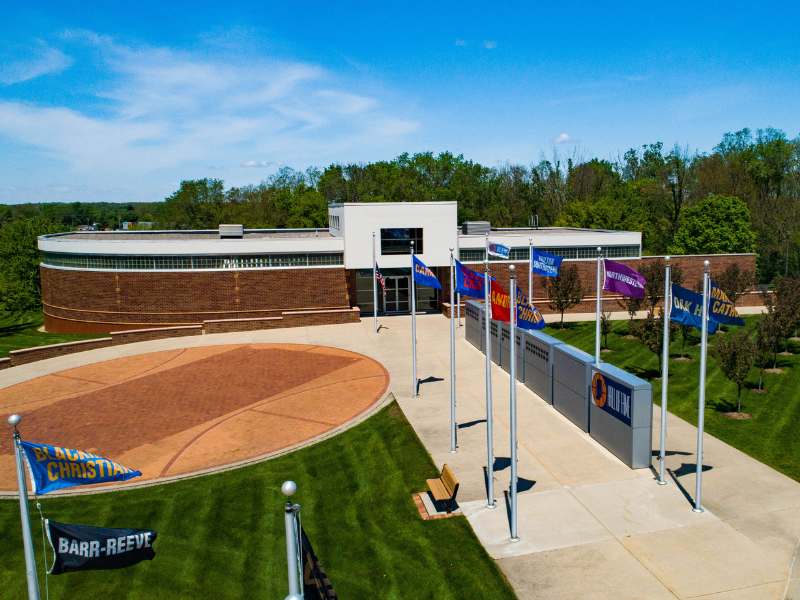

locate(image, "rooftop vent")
(219, 224), (244, 239)
(462, 221), (491, 235)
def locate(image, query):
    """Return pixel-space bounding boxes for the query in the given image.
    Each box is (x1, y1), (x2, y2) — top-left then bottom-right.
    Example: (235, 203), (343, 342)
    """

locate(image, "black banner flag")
(301, 527), (337, 599)
(45, 520), (157, 574)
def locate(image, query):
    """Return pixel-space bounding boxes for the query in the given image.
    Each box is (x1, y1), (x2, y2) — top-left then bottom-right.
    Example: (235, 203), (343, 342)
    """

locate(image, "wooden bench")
(426, 464), (460, 513)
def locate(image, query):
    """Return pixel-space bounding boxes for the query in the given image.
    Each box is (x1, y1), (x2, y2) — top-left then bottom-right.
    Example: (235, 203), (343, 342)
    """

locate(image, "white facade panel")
(39, 235), (344, 256)
(459, 229), (641, 252)
(335, 202), (458, 269)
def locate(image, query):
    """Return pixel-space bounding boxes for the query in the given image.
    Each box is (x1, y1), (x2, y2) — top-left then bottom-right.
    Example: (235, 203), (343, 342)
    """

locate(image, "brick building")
(38, 201), (757, 333)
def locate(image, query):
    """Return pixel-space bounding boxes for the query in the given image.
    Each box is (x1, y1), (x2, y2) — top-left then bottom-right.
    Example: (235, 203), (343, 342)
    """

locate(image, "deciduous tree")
(713, 330), (756, 413)
(546, 265), (584, 327)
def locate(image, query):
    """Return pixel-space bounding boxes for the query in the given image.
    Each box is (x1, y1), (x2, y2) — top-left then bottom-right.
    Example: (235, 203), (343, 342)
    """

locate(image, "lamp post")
(282, 481), (303, 600)
(9, 414), (40, 600)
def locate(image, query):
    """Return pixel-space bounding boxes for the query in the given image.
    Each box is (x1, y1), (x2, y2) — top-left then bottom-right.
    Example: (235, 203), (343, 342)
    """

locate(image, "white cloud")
(0, 31), (421, 199)
(553, 132), (574, 144)
(240, 160), (274, 168)
(0, 41), (72, 85)
(483, 40), (497, 50)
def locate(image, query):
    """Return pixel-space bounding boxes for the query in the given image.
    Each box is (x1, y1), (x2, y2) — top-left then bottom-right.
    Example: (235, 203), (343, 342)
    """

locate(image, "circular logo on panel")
(592, 372), (607, 408)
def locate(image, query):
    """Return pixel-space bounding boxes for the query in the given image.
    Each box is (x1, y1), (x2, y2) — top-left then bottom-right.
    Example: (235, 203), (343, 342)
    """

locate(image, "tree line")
(1, 127), (798, 311)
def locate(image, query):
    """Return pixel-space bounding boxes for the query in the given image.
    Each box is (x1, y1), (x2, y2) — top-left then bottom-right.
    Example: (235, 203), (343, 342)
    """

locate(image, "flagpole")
(8, 414), (40, 600)
(372, 232), (378, 334)
(509, 266), (519, 541)
(595, 246), (603, 366)
(528, 236), (533, 309)
(484, 233), (495, 508)
(658, 257), (671, 485)
(410, 240), (418, 398)
(449, 248), (457, 453)
(694, 260), (710, 513)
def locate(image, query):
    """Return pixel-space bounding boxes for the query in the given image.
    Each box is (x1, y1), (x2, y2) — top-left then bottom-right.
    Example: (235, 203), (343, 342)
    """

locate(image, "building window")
(380, 228), (423, 255)
(41, 252), (344, 271)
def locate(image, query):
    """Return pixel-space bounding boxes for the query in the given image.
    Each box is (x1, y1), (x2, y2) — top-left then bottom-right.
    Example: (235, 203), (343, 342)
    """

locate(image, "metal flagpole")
(595, 246), (603, 365)
(694, 260), (710, 513)
(528, 236), (533, 308)
(658, 257), (672, 485)
(449, 249), (457, 453)
(281, 481), (302, 600)
(410, 240), (418, 398)
(372, 232), (378, 334)
(509, 266), (519, 541)
(484, 234), (495, 508)
(8, 414), (40, 600)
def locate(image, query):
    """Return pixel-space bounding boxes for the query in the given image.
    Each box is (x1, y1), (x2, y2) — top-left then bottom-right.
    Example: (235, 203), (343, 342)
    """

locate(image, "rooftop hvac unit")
(219, 224), (244, 239)
(462, 221), (491, 235)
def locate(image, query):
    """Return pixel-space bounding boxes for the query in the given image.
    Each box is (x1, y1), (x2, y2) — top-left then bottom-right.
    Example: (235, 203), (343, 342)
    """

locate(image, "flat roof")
(42, 229), (333, 241)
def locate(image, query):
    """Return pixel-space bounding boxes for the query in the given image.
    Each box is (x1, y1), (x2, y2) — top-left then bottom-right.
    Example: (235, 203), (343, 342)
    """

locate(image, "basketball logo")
(592, 372), (607, 408)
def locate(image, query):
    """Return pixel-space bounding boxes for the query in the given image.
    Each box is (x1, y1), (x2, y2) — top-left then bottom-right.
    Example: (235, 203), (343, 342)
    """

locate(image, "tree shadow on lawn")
(711, 397), (741, 413)
(0, 320), (38, 336)
(627, 365), (661, 380)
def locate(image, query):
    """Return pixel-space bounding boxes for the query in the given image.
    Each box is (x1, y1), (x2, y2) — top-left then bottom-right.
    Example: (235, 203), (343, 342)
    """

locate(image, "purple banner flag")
(603, 259), (646, 299)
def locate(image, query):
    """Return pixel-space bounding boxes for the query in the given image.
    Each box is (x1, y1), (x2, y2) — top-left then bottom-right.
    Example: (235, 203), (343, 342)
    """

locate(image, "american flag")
(375, 263), (386, 290)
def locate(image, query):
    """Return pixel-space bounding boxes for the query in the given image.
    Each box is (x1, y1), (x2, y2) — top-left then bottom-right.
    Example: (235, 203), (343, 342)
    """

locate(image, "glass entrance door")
(384, 276), (410, 313)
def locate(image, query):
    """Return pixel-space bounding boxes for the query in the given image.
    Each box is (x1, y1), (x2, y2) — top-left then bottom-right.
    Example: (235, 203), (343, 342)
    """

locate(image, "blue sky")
(1, 1), (798, 203)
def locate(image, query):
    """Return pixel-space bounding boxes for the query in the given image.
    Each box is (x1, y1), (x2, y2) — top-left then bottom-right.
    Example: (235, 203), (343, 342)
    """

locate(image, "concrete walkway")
(1, 315), (797, 599)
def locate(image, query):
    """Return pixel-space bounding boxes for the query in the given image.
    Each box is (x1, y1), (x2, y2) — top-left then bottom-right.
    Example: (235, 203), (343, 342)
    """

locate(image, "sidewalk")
(388, 314), (799, 600)
(2, 314), (797, 599)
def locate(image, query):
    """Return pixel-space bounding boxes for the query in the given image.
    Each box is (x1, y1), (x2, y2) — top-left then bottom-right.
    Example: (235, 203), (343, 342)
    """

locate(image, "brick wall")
(110, 325), (203, 345)
(41, 266), (352, 333)
(8, 338), (112, 365)
(440, 254), (759, 314)
(204, 307), (360, 334)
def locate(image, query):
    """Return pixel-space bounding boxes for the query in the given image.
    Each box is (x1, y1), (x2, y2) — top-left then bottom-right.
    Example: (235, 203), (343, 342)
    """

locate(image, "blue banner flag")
(710, 281), (745, 326)
(20, 441), (142, 495)
(515, 287), (546, 330)
(412, 255), (441, 289)
(670, 284), (719, 334)
(531, 249), (563, 277)
(487, 243), (510, 259)
(454, 259), (485, 299)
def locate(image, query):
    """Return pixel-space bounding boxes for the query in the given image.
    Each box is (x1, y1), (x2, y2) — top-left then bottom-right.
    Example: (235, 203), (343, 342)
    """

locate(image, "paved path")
(2, 315), (797, 599)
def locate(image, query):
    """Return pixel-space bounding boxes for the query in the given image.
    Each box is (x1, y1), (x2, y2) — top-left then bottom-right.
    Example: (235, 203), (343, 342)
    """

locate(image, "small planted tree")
(640, 260), (684, 316)
(631, 312), (664, 373)
(754, 318), (777, 390)
(713, 330), (755, 413)
(617, 295), (643, 333)
(757, 309), (783, 370)
(679, 324), (693, 359)
(600, 312), (612, 349)
(546, 264), (584, 327)
(714, 264), (755, 308)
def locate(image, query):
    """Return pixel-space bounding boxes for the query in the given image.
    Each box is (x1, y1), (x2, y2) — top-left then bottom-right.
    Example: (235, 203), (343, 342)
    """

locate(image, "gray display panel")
(523, 330), (564, 404)
(500, 322), (510, 372)
(589, 363), (653, 469)
(552, 344), (594, 431)
(465, 300), (484, 351)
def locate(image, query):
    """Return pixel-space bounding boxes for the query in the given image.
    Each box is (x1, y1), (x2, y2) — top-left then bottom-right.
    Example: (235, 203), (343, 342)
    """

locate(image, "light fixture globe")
(7, 414), (21, 427)
(281, 480), (297, 497)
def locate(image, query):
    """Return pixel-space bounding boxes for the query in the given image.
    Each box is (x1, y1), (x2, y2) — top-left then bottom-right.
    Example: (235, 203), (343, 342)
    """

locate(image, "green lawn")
(547, 316), (800, 482)
(0, 403), (515, 599)
(0, 311), (95, 357)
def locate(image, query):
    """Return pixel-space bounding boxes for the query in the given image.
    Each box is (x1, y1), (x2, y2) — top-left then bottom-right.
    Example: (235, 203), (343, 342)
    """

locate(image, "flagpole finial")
(665, 255), (671, 263)
(597, 246), (602, 254)
(704, 260), (710, 272)
(281, 480), (297, 497)
(7, 414), (20, 428)
(509, 264), (516, 279)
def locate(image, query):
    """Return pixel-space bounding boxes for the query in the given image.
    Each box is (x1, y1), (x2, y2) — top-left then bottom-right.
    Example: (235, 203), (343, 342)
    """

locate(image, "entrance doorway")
(384, 275), (410, 313)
